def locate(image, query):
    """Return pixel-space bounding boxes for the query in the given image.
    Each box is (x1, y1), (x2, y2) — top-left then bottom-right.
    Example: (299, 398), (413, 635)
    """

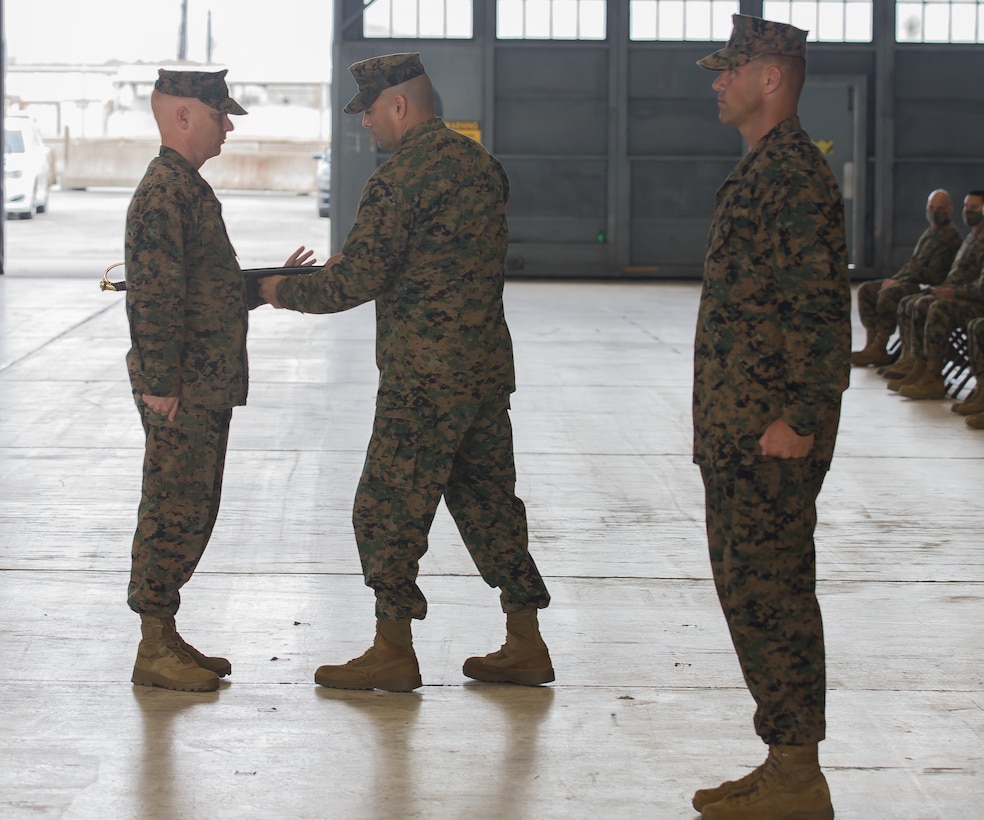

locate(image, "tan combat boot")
(462, 609), (554, 686)
(314, 619), (422, 692)
(887, 357), (925, 392)
(701, 744), (833, 820)
(692, 760), (769, 812)
(966, 411), (984, 429)
(132, 615), (220, 692)
(850, 331), (890, 366)
(880, 348), (914, 380)
(161, 616), (231, 677)
(899, 357), (947, 399)
(951, 387), (984, 415)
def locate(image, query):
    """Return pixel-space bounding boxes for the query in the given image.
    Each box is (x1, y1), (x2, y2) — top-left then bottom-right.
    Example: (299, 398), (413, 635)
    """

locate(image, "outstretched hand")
(261, 251), (344, 309)
(285, 246), (318, 268)
(261, 246), (320, 308)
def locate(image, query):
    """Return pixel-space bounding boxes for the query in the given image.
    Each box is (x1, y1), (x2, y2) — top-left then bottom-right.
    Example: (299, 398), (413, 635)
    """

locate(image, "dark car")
(313, 146), (330, 218)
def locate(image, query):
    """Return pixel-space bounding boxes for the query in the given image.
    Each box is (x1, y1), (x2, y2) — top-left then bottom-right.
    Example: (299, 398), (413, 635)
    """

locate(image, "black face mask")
(963, 208), (983, 228)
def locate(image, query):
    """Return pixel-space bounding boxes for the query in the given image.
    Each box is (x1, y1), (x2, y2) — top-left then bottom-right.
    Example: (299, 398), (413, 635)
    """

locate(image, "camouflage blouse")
(693, 116), (852, 469)
(125, 147), (250, 410)
(945, 228), (984, 295)
(895, 222), (962, 286)
(276, 118), (516, 410)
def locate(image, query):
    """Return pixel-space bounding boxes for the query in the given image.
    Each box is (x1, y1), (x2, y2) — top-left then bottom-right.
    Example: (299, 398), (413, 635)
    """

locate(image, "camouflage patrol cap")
(155, 68), (247, 115)
(344, 52), (426, 114)
(697, 14), (807, 70)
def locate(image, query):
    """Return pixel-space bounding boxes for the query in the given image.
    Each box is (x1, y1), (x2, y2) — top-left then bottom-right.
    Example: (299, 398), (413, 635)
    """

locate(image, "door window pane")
(496, 0), (607, 39)
(630, 0), (738, 40)
(762, 0), (873, 42)
(365, 0), (473, 38)
(896, 0), (984, 42)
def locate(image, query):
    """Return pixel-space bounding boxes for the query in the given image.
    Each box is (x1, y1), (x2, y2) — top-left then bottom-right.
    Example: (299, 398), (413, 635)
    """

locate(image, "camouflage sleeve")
(125, 184), (189, 397)
(919, 225), (963, 285)
(276, 172), (406, 313)
(496, 157), (511, 206)
(960, 270), (984, 302)
(951, 237), (984, 298)
(952, 277), (977, 300)
(769, 178), (851, 437)
(892, 234), (922, 282)
(898, 228), (959, 285)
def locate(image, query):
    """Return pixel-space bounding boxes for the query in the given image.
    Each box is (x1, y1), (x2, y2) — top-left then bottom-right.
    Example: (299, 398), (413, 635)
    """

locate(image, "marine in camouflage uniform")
(885, 192), (984, 389)
(261, 53), (552, 692)
(691, 16), (850, 820)
(126, 70), (266, 693)
(957, 317), (984, 425)
(899, 258), (984, 400)
(851, 189), (962, 367)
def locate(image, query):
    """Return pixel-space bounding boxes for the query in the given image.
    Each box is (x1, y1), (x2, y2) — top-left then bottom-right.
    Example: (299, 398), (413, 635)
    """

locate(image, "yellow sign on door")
(447, 120), (482, 143)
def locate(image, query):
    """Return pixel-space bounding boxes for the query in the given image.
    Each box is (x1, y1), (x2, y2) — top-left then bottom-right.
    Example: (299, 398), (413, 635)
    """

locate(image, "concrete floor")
(0, 275), (982, 819)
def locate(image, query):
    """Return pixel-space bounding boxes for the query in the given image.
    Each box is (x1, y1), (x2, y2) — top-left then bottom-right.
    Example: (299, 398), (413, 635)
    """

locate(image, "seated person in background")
(897, 263), (984, 400)
(885, 190), (984, 386)
(959, 317), (984, 428)
(852, 188), (962, 367)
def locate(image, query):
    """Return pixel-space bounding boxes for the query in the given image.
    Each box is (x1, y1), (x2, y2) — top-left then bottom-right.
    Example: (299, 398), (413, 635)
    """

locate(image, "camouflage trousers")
(353, 398), (550, 621)
(700, 459), (828, 746)
(856, 279), (921, 335)
(128, 405), (232, 618)
(918, 296), (984, 358)
(970, 317), (984, 375)
(897, 291), (935, 351)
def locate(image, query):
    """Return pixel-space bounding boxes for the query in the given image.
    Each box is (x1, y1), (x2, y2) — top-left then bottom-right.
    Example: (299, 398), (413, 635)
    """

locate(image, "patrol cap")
(697, 14), (807, 71)
(154, 68), (247, 115)
(344, 52), (426, 114)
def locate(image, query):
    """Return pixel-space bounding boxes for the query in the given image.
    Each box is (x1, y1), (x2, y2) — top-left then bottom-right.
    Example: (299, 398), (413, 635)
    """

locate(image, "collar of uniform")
(718, 115), (803, 196)
(395, 117), (446, 151)
(754, 115), (802, 152)
(157, 145), (201, 176)
(731, 115), (802, 176)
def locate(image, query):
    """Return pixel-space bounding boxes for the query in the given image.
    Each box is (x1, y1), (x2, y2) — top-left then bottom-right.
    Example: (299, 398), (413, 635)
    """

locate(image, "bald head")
(363, 74), (436, 152)
(927, 189), (951, 210)
(759, 54), (806, 100)
(151, 90), (184, 140)
(925, 188), (953, 228)
(150, 89), (234, 169)
(388, 73), (435, 119)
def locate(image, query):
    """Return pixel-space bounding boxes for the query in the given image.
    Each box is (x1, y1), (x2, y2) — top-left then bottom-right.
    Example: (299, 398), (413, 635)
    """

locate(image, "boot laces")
(336, 640), (406, 669)
(722, 760), (767, 794)
(156, 621), (202, 666)
(161, 633), (201, 666)
(724, 752), (785, 805)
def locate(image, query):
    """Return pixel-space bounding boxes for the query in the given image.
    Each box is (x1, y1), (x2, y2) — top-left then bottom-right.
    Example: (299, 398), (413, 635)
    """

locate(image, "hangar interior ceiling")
(330, 0), (984, 280)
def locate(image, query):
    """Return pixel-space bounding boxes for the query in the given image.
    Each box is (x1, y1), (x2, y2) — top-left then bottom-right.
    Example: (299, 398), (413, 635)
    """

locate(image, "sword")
(99, 262), (315, 292)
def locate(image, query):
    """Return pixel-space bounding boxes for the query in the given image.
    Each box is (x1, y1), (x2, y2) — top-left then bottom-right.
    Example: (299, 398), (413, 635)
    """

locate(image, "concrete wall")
(58, 138), (322, 192)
